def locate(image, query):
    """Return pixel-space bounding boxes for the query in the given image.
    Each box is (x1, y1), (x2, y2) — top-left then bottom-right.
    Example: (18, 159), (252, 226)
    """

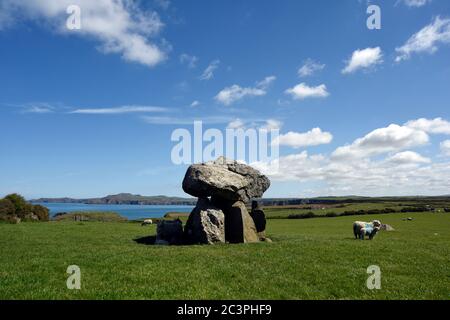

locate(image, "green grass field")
(1, 212), (449, 300)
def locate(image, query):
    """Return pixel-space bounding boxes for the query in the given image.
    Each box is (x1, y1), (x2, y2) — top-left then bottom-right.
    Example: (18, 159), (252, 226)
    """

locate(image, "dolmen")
(182, 157), (271, 245)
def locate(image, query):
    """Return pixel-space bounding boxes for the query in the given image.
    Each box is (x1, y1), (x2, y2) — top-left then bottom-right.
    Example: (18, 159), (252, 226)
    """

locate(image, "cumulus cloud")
(215, 76), (276, 105)
(252, 118), (450, 196)
(252, 150), (450, 196)
(405, 117), (450, 135)
(285, 83), (329, 100)
(0, 0), (167, 67)
(342, 47), (383, 74)
(272, 128), (333, 148)
(396, 17), (450, 62)
(387, 151), (431, 164)
(441, 140), (450, 156)
(332, 124), (429, 160)
(199, 60), (220, 80)
(298, 59), (325, 77)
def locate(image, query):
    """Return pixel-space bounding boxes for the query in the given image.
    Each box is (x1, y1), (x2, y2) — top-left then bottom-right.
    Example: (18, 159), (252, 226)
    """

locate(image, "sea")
(36, 203), (194, 220)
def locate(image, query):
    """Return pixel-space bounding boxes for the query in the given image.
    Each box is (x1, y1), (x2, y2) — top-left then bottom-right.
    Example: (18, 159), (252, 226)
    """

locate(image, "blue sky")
(1, 0), (450, 199)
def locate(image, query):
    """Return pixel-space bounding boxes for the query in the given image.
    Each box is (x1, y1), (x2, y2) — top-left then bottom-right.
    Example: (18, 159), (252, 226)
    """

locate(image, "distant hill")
(31, 193), (450, 206)
(31, 193), (197, 205)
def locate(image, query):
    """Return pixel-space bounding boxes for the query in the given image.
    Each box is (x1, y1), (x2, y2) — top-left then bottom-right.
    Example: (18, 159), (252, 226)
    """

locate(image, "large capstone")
(182, 157), (270, 202)
(184, 198), (225, 245)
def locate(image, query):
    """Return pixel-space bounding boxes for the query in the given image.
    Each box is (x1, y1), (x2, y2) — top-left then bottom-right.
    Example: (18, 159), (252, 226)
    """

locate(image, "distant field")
(264, 201), (450, 218)
(1, 212), (449, 299)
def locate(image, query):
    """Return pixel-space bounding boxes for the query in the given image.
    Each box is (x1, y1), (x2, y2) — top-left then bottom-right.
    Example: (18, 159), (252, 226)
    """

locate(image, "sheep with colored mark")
(353, 220), (381, 240)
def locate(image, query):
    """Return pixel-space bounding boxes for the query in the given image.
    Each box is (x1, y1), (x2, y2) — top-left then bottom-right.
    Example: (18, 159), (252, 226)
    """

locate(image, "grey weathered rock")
(182, 157), (270, 202)
(155, 219), (183, 245)
(381, 224), (395, 231)
(213, 200), (259, 243)
(184, 198), (225, 245)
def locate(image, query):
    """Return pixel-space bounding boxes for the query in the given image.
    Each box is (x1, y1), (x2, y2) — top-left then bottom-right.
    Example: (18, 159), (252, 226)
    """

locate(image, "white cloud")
(70, 105), (168, 114)
(19, 103), (55, 113)
(405, 117), (450, 134)
(179, 53), (198, 68)
(253, 150), (450, 196)
(227, 119), (246, 129)
(396, 17), (450, 62)
(0, 0), (167, 67)
(342, 47), (383, 74)
(199, 60), (220, 80)
(252, 119), (450, 196)
(190, 100), (200, 107)
(256, 76), (276, 89)
(399, 0), (431, 7)
(441, 140), (450, 156)
(332, 124), (429, 160)
(273, 128), (333, 148)
(260, 119), (283, 131)
(215, 76), (276, 105)
(387, 151), (431, 164)
(298, 59), (325, 77)
(285, 83), (329, 100)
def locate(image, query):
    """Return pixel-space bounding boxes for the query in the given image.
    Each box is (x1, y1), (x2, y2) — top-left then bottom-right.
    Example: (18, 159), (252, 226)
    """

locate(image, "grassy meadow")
(1, 211), (449, 300)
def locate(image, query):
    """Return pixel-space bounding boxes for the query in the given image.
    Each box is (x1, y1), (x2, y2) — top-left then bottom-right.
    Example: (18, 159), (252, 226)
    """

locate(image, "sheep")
(353, 220), (381, 240)
(141, 219), (153, 226)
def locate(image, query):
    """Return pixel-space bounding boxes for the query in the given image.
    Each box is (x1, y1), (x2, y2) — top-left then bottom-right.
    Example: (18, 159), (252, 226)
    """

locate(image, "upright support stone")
(250, 200), (268, 241)
(211, 197), (259, 243)
(184, 198), (225, 245)
(155, 219), (183, 245)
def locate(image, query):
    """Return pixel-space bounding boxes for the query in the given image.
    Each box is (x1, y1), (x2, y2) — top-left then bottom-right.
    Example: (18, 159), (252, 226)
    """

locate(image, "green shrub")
(0, 199), (15, 217)
(288, 212), (317, 219)
(33, 205), (49, 221)
(4, 194), (33, 219)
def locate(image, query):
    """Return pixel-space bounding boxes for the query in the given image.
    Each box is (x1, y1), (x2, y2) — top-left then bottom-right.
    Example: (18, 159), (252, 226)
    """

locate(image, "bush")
(288, 212), (317, 219)
(33, 205), (50, 221)
(0, 198), (15, 216)
(1, 194), (49, 222)
(325, 212), (338, 217)
(400, 207), (428, 213)
(4, 194), (33, 219)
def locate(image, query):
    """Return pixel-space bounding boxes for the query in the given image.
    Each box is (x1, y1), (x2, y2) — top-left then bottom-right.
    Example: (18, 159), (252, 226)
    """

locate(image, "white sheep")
(141, 219), (153, 226)
(353, 220), (381, 240)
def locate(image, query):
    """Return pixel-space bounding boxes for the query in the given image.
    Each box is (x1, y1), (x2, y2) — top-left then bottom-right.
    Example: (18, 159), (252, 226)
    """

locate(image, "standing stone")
(250, 200), (268, 241)
(184, 198), (225, 245)
(211, 198), (259, 243)
(155, 219), (183, 245)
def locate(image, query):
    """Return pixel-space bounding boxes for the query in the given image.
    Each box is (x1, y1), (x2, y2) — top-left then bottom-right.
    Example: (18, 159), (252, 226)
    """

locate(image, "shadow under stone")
(133, 235), (156, 245)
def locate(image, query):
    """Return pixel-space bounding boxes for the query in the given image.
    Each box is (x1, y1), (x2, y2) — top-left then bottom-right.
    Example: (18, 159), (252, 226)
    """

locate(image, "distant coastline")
(31, 193), (197, 206)
(30, 193), (450, 206)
